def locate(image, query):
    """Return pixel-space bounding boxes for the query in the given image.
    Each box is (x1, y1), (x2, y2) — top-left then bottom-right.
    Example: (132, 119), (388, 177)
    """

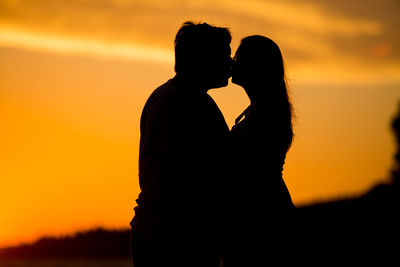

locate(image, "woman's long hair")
(235, 35), (294, 152)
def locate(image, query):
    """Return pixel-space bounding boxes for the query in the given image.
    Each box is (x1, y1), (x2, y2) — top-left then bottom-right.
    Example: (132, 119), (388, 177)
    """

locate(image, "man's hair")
(174, 21), (231, 74)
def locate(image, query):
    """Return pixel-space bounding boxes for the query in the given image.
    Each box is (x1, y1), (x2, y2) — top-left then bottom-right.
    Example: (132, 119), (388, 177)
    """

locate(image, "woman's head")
(232, 35), (284, 92)
(233, 35), (294, 150)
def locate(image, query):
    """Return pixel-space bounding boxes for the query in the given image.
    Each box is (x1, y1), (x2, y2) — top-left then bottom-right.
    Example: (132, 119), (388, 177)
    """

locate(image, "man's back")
(131, 76), (229, 241)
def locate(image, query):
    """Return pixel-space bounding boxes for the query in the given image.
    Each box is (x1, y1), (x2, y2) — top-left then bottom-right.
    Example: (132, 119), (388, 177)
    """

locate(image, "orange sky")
(1, 0), (400, 248)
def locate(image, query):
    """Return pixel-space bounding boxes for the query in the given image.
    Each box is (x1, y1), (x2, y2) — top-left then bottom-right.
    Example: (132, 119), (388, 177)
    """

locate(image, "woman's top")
(224, 103), (295, 236)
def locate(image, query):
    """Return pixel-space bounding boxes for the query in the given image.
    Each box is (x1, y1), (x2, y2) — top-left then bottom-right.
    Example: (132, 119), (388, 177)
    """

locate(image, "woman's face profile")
(231, 46), (247, 87)
(232, 44), (260, 90)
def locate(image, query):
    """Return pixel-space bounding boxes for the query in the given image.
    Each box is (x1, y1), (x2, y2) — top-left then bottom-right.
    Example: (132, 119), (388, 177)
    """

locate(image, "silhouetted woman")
(223, 35), (296, 266)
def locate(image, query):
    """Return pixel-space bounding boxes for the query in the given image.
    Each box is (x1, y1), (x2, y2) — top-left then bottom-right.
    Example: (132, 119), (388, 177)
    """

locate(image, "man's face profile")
(202, 43), (232, 89)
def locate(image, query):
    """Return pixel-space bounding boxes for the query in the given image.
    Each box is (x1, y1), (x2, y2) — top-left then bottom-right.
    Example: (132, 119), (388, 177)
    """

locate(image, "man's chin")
(213, 78), (230, 88)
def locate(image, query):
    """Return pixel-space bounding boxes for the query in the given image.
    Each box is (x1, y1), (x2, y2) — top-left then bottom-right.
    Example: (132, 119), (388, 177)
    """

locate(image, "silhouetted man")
(130, 22), (232, 267)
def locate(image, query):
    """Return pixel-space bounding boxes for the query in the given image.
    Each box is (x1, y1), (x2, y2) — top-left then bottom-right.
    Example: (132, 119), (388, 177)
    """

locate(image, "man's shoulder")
(146, 78), (179, 106)
(141, 78), (183, 122)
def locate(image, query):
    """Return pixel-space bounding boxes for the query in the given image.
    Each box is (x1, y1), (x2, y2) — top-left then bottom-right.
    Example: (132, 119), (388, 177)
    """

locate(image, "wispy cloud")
(0, 27), (173, 63)
(214, 0), (382, 36)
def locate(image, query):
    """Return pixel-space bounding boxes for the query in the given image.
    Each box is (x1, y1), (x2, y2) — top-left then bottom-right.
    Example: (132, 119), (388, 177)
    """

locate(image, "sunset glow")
(1, 0), (399, 248)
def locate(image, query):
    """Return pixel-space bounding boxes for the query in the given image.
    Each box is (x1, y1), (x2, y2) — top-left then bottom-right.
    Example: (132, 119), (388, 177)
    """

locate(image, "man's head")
(174, 21), (232, 90)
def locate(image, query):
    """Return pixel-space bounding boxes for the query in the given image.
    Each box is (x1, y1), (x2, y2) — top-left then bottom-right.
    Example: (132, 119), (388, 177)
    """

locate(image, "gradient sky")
(1, 0), (400, 248)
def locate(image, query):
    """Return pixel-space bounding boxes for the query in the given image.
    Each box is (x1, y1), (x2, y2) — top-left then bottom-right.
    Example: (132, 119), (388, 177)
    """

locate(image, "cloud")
(0, 0), (399, 84)
(0, 0), (388, 45)
(291, 0), (400, 58)
(217, 0), (381, 36)
(0, 27), (173, 63)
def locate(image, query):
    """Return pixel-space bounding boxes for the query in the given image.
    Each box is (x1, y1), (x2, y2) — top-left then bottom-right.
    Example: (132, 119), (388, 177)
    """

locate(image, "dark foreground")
(0, 259), (131, 267)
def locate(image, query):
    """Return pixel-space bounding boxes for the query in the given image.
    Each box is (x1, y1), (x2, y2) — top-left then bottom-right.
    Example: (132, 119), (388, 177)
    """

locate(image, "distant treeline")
(0, 228), (131, 259)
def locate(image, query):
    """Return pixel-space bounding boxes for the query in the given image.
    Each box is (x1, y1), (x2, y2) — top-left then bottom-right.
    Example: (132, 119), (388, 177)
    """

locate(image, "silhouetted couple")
(130, 21), (295, 267)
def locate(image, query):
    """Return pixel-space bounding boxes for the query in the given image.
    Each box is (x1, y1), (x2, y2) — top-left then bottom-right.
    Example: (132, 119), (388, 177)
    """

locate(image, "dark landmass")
(296, 181), (400, 258)
(0, 229), (131, 259)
